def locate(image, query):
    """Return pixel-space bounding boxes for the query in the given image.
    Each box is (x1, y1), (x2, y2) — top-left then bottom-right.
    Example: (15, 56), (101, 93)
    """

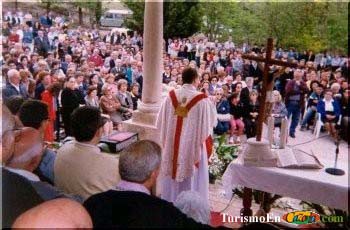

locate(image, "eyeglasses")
(216, 93), (223, 95)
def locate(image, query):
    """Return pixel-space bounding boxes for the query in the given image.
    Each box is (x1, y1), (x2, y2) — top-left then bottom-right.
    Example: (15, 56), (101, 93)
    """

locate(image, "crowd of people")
(2, 7), (349, 228)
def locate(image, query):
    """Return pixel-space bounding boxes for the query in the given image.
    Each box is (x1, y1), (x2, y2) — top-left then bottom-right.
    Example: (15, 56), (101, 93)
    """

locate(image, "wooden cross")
(242, 38), (298, 141)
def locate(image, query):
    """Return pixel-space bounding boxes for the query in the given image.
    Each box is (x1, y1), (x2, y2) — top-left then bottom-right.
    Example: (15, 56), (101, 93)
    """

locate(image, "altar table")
(222, 153), (349, 212)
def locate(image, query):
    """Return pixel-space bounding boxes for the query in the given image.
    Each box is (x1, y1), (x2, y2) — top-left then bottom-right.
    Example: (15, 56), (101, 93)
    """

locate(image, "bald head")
(12, 198), (92, 228)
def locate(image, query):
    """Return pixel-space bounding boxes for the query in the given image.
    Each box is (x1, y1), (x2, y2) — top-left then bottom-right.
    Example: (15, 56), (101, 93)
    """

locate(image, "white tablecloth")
(222, 153), (349, 211)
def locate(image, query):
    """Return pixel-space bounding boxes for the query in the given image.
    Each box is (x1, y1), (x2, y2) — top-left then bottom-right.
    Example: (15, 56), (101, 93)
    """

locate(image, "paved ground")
(209, 126), (349, 227)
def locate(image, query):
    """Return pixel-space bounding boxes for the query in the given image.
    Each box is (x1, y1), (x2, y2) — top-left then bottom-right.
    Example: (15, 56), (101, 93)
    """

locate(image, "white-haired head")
(174, 191), (210, 225)
(7, 69), (21, 85)
(331, 82), (340, 91)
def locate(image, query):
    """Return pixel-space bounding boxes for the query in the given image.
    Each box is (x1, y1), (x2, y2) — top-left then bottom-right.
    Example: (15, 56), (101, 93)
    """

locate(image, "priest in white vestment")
(156, 67), (217, 205)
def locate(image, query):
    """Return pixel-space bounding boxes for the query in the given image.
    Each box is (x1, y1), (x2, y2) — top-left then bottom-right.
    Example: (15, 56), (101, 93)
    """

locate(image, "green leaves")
(200, 2), (347, 54)
(123, 1), (203, 38)
(210, 134), (238, 180)
(121, 2), (347, 54)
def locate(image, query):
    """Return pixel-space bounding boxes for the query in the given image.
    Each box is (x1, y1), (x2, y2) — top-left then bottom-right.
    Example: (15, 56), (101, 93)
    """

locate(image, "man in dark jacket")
(84, 140), (210, 228)
(285, 68), (309, 138)
(2, 69), (29, 103)
(34, 30), (50, 58)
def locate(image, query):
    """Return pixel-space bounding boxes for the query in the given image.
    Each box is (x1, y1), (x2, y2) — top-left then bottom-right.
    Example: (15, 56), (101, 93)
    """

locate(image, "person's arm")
(317, 101), (325, 121)
(334, 101), (342, 118)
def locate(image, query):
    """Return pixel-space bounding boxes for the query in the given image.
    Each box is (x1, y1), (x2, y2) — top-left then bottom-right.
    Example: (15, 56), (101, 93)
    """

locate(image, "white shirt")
(6, 167), (40, 182)
(11, 83), (20, 92)
(324, 99), (334, 112)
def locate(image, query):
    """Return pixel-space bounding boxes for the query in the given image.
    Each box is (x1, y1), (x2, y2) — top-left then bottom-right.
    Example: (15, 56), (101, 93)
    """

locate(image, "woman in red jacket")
(41, 82), (62, 142)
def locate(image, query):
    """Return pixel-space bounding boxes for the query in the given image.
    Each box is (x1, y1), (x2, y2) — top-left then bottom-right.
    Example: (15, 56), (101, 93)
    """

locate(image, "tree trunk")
(95, 1), (102, 29)
(78, 7), (83, 26)
(46, 2), (51, 16)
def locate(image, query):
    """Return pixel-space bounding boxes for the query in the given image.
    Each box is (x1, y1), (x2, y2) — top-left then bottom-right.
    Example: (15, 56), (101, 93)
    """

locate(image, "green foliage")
(122, 1), (203, 38)
(73, 1), (103, 26)
(122, 1), (145, 32)
(200, 2), (348, 54)
(209, 134), (239, 182)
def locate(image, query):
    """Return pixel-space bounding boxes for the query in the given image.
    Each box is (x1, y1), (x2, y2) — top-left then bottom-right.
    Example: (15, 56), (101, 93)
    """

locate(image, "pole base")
(325, 168), (345, 176)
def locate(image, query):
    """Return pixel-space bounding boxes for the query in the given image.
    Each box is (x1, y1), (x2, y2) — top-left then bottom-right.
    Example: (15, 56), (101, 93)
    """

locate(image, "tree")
(73, 1), (103, 27)
(41, 0), (58, 16)
(199, 2), (347, 54)
(123, 1), (203, 38)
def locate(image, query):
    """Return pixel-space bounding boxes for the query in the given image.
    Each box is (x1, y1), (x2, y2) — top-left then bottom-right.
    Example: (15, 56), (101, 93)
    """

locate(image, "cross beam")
(242, 38), (298, 141)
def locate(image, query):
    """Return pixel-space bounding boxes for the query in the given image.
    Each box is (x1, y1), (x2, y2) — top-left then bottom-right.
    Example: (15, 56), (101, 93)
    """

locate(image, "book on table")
(277, 148), (324, 169)
(100, 131), (138, 153)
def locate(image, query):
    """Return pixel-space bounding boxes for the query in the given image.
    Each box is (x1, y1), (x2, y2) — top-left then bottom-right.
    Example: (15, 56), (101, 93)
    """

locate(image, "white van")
(100, 9), (133, 27)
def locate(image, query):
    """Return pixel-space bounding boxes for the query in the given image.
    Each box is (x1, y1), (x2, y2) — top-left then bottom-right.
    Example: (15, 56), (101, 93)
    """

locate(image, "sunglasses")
(216, 93), (223, 95)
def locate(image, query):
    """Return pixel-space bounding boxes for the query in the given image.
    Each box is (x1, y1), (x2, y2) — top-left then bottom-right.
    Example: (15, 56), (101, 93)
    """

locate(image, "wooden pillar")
(240, 187), (253, 217)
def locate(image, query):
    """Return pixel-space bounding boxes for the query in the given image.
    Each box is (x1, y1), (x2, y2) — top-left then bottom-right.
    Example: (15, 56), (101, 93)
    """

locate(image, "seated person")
(85, 86), (113, 136)
(2, 168), (44, 228)
(116, 79), (134, 120)
(233, 82), (249, 107)
(5, 95), (25, 116)
(13, 198), (92, 228)
(2, 106), (43, 227)
(130, 82), (141, 110)
(54, 106), (121, 200)
(5, 95), (26, 127)
(271, 90), (288, 128)
(100, 85), (127, 130)
(340, 87), (349, 142)
(300, 83), (323, 131)
(243, 90), (260, 139)
(317, 89), (341, 140)
(18, 100), (56, 184)
(228, 93), (246, 144)
(3, 106), (81, 205)
(84, 140), (210, 228)
(213, 88), (231, 135)
(84, 86), (99, 108)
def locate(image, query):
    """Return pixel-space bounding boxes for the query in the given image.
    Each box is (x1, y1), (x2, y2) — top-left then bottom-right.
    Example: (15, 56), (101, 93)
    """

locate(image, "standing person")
(22, 24), (34, 51)
(41, 83), (62, 142)
(285, 68), (308, 138)
(244, 90), (260, 139)
(35, 71), (52, 100)
(61, 77), (82, 137)
(156, 67), (217, 204)
(34, 30), (50, 58)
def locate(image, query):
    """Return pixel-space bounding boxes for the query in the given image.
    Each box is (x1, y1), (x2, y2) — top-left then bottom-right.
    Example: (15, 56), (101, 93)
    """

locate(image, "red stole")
(169, 90), (213, 179)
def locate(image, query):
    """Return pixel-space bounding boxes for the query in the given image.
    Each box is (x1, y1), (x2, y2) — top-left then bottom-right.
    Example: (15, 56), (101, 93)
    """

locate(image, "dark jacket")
(247, 101), (260, 120)
(83, 190), (210, 228)
(116, 91), (133, 110)
(2, 168), (43, 228)
(285, 79), (309, 108)
(34, 36), (50, 57)
(2, 82), (29, 102)
(61, 88), (81, 113)
(248, 64), (263, 84)
(216, 99), (230, 114)
(34, 83), (46, 100)
(229, 102), (247, 119)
